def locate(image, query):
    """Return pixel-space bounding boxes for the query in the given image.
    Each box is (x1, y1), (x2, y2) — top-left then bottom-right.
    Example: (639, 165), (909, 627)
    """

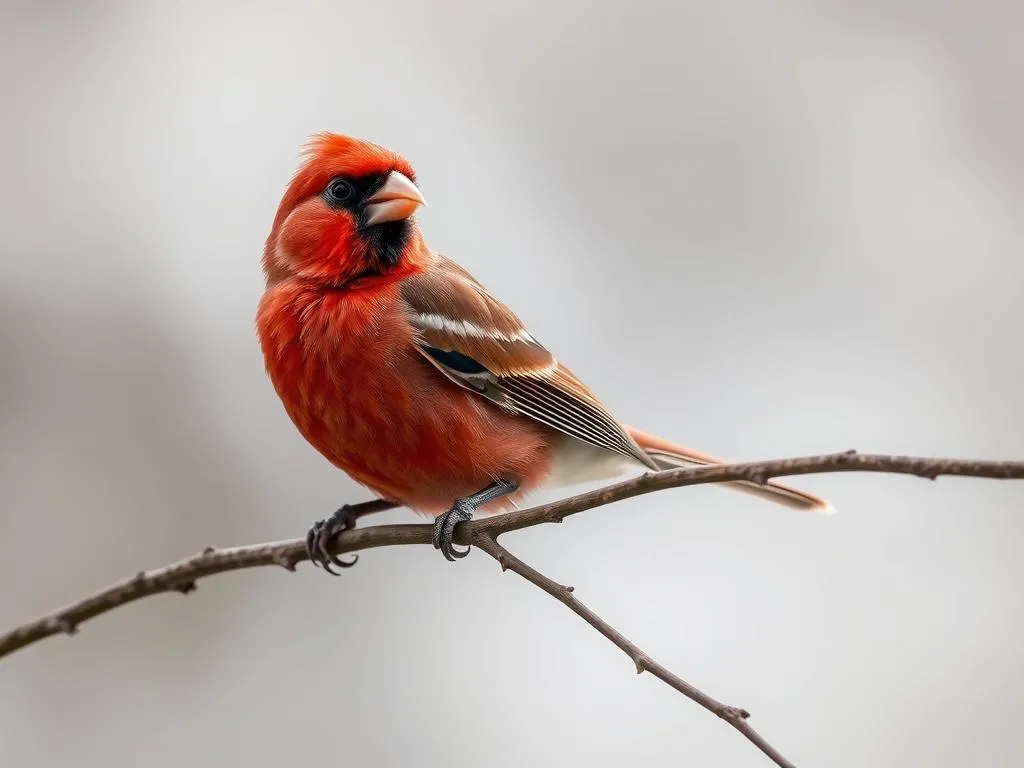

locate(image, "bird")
(256, 132), (832, 569)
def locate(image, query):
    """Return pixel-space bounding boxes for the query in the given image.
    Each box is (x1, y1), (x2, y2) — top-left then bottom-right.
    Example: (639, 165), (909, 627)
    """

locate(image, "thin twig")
(473, 534), (797, 768)
(2, 451), (1022, 766)
(4, 451), (1021, 662)
(0, 524), (431, 660)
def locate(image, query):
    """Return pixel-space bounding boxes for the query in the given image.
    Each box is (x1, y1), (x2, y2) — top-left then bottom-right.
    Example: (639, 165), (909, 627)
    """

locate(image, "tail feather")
(626, 427), (834, 514)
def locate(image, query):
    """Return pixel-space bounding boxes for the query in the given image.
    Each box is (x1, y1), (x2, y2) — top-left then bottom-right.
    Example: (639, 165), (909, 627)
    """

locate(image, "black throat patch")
(321, 171), (414, 275)
(362, 219), (411, 271)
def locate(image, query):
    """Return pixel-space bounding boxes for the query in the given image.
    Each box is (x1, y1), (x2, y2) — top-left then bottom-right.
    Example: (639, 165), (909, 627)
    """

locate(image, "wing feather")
(501, 379), (633, 457)
(502, 377), (641, 458)
(401, 256), (656, 469)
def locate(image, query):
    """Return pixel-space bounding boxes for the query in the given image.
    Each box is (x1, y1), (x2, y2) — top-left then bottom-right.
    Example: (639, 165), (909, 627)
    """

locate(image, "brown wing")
(400, 255), (657, 469)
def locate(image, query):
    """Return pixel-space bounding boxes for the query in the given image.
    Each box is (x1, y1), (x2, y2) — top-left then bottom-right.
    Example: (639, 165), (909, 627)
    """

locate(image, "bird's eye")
(325, 178), (355, 205)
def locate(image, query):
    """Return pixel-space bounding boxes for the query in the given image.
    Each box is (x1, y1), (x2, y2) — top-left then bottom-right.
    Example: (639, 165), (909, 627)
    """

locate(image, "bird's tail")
(626, 427), (834, 514)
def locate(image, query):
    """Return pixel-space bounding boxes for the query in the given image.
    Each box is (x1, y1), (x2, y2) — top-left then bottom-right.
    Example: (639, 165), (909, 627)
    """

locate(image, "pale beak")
(362, 171), (426, 226)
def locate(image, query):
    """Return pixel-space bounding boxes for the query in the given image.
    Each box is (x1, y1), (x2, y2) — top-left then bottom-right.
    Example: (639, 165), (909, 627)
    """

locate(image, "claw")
(318, 527), (357, 574)
(432, 502), (473, 562)
(305, 506), (359, 573)
(305, 521), (322, 567)
(431, 480), (519, 564)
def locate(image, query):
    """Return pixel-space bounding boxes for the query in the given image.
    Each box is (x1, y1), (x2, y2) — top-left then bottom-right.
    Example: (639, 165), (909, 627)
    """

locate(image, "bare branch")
(469, 450), (1024, 537)
(0, 524), (431, 660)
(4, 451), (1020, 661)
(473, 534), (797, 768)
(2, 450), (1022, 765)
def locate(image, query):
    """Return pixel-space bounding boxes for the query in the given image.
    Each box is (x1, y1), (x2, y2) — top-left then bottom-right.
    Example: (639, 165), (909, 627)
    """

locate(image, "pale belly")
(544, 435), (644, 489)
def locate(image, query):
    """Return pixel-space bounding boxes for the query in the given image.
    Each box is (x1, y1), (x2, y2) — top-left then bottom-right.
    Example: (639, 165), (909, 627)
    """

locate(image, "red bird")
(257, 133), (832, 568)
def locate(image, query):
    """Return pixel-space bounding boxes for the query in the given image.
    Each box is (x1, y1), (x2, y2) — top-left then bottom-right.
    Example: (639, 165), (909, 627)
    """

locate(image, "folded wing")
(400, 255), (657, 469)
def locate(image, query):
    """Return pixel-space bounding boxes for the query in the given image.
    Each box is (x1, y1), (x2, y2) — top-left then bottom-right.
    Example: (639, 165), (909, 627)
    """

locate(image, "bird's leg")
(307, 499), (399, 574)
(432, 479), (519, 562)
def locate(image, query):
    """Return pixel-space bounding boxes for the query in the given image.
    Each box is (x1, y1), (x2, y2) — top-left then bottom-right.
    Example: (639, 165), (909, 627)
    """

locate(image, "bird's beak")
(363, 171), (425, 226)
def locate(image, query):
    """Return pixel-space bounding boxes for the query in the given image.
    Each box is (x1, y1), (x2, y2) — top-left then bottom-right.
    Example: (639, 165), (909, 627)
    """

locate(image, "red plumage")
(257, 276), (551, 513)
(257, 133), (832, 539)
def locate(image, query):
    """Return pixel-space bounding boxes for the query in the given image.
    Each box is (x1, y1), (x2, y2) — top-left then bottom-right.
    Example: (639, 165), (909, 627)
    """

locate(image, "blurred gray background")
(2, 1), (1022, 766)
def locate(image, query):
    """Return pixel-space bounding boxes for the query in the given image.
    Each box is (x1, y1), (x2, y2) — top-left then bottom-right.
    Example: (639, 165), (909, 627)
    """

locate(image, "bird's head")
(264, 133), (426, 286)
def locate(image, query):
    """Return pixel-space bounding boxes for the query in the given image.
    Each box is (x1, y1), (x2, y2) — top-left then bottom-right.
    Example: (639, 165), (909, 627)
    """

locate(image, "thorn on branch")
(202, 546), (217, 555)
(719, 706), (752, 721)
(175, 581), (197, 595)
(47, 616), (77, 635)
(273, 553), (297, 572)
(634, 655), (650, 674)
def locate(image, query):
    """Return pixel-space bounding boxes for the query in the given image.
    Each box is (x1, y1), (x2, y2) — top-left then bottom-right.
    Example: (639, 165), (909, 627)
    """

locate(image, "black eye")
(325, 177), (355, 205)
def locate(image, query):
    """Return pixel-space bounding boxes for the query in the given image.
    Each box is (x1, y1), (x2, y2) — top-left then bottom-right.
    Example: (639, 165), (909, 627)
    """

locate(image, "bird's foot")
(306, 505), (360, 574)
(431, 479), (520, 563)
(432, 499), (475, 562)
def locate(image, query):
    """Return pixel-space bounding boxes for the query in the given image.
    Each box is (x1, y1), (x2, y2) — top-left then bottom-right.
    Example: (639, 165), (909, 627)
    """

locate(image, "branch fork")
(4, 451), (1023, 768)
